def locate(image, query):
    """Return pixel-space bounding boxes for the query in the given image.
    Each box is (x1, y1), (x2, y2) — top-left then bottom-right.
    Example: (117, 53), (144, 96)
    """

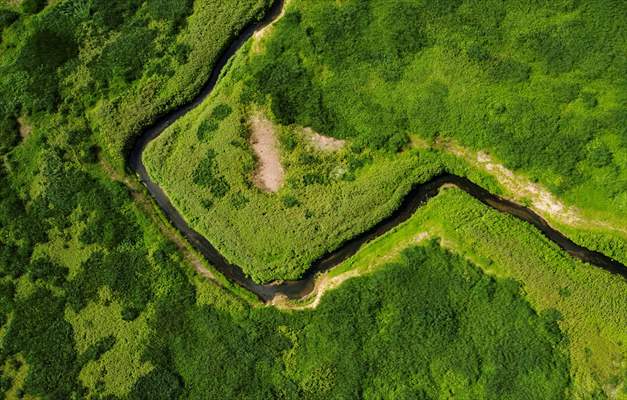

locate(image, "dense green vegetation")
(239, 0), (627, 220)
(146, 0), (627, 282)
(335, 188), (627, 397)
(0, 0), (273, 169)
(170, 242), (571, 399)
(0, 0), (625, 398)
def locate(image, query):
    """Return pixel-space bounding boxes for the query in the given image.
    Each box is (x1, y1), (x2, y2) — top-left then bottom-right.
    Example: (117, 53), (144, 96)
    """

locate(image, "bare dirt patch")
(269, 270), (361, 310)
(250, 114), (284, 192)
(303, 127), (346, 152)
(17, 117), (32, 139)
(473, 149), (577, 220)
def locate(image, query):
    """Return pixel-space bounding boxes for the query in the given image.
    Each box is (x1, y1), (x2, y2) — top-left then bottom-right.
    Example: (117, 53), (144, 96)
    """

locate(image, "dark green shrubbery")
(1, 289), (81, 398)
(192, 150), (230, 197)
(14, 27), (78, 112)
(28, 257), (68, 287)
(92, 27), (157, 86)
(0, 9), (19, 31)
(147, 0), (193, 28)
(0, 115), (18, 154)
(163, 242), (570, 399)
(196, 119), (219, 141)
(247, 48), (332, 133)
(20, 0), (46, 15)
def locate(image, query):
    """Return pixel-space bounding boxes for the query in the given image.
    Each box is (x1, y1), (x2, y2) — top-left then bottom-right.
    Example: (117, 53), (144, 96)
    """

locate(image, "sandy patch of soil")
(250, 114), (284, 192)
(17, 117), (32, 139)
(303, 127), (346, 152)
(270, 269), (362, 310)
(473, 149), (577, 220)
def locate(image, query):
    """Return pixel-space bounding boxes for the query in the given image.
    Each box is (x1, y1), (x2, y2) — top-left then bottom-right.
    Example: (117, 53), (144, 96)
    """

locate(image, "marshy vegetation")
(0, 0), (625, 398)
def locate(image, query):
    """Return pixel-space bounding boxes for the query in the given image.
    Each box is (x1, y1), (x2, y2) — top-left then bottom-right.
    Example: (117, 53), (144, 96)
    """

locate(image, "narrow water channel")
(129, 0), (626, 302)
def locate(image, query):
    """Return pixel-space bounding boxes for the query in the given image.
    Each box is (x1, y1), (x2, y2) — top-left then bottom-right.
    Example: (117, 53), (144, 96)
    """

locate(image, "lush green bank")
(145, 0), (627, 282)
(5, 235), (572, 399)
(335, 188), (627, 397)
(238, 0), (627, 222)
(0, 0), (625, 398)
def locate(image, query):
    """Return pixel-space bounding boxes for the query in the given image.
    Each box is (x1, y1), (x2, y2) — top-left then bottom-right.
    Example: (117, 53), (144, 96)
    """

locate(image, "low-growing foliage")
(0, 0), (625, 398)
(168, 242), (571, 399)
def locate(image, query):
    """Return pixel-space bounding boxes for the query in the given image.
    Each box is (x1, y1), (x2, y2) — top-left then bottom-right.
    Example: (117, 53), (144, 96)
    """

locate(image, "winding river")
(129, 0), (626, 302)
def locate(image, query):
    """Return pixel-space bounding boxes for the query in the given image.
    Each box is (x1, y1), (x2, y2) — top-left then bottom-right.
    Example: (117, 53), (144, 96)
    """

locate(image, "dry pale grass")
(17, 116), (32, 139)
(303, 127), (346, 152)
(430, 138), (627, 236)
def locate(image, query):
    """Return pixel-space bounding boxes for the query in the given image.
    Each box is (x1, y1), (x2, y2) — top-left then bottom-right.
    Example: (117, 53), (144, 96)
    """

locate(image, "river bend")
(129, 0), (626, 302)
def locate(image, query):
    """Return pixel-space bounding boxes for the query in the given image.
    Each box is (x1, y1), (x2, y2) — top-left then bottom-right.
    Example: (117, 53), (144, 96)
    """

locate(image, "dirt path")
(252, 0), (288, 53)
(431, 138), (627, 237)
(271, 232), (431, 310)
(250, 114), (284, 192)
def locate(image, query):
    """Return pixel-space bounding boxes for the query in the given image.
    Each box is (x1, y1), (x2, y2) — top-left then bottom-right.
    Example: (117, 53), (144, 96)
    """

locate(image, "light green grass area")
(334, 187), (627, 398)
(145, 0), (626, 282)
(145, 76), (445, 282)
(65, 287), (153, 398)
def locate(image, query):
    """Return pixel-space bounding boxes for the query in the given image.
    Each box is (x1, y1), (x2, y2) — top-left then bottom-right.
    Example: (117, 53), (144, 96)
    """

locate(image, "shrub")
(2, 289), (80, 398)
(92, 27), (156, 85)
(0, 115), (18, 154)
(28, 257), (68, 287)
(20, 0), (46, 14)
(211, 104), (233, 121)
(0, 9), (19, 31)
(196, 119), (219, 141)
(192, 150), (230, 197)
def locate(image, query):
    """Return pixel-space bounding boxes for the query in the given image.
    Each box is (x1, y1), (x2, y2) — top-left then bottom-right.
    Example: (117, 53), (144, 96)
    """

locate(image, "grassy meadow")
(333, 188), (627, 397)
(0, 0), (625, 398)
(145, 0), (627, 282)
(144, 75), (447, 281)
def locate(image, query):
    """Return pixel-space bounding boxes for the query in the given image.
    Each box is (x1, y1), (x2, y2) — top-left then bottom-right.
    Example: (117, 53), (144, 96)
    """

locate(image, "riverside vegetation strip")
(0, 0), (625, 398)
(146, 0), (627, 283)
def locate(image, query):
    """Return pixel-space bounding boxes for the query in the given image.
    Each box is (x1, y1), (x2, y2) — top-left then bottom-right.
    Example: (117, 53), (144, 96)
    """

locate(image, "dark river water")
(129, 0), (625, 302)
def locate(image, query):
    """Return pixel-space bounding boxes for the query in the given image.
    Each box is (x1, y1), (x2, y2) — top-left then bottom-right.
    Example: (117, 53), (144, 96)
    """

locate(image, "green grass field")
(0, 0), (625, 398)
(145, 0), (627, 282)
(144, 78), (446, 281)
(334, 188), (627, 397)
